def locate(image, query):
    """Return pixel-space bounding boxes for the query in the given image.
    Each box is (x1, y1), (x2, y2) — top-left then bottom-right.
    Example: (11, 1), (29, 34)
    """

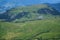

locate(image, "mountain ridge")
(0, 4), (60, 22)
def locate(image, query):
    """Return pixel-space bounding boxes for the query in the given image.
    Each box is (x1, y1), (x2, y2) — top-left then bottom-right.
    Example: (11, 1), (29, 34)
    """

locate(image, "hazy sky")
(0, 0), (60, 9)
(0, 0), (60, 7)
(0, 0), (60, 5)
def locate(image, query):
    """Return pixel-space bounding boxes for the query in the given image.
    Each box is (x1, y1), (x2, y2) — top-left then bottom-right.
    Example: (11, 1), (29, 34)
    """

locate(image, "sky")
(0, 0), (60, 13)
(0, 0), (60, 6)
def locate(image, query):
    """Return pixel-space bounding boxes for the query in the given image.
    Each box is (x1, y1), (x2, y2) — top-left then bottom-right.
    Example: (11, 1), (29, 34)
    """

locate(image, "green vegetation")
(0, 4), (60, 40)
(0, 17), (60, 40)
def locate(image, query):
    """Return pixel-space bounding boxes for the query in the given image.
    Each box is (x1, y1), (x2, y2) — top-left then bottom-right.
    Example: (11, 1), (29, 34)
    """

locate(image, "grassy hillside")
(0, 17), (60, 40)
(0, 4), (60, 40)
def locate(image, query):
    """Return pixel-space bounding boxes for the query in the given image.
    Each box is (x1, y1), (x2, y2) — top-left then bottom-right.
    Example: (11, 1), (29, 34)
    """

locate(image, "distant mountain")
(50, 3), (60, 12)
(0, 4), (60, 22)
(0, 3), (60, 14)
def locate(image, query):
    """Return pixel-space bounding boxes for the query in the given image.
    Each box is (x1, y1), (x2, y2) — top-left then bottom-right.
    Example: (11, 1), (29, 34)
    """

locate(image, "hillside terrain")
(0, 18), (60, 40)
(0, 4), (60, 40)
(0, 4), (60, 22)
(51, 3), (60, 12)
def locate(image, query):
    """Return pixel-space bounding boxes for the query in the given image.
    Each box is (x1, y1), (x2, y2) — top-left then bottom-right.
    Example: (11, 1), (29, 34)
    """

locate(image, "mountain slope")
(0, 4), (60, 22)
(51, 3), (60, 12)
(0, 4), (60, 40)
